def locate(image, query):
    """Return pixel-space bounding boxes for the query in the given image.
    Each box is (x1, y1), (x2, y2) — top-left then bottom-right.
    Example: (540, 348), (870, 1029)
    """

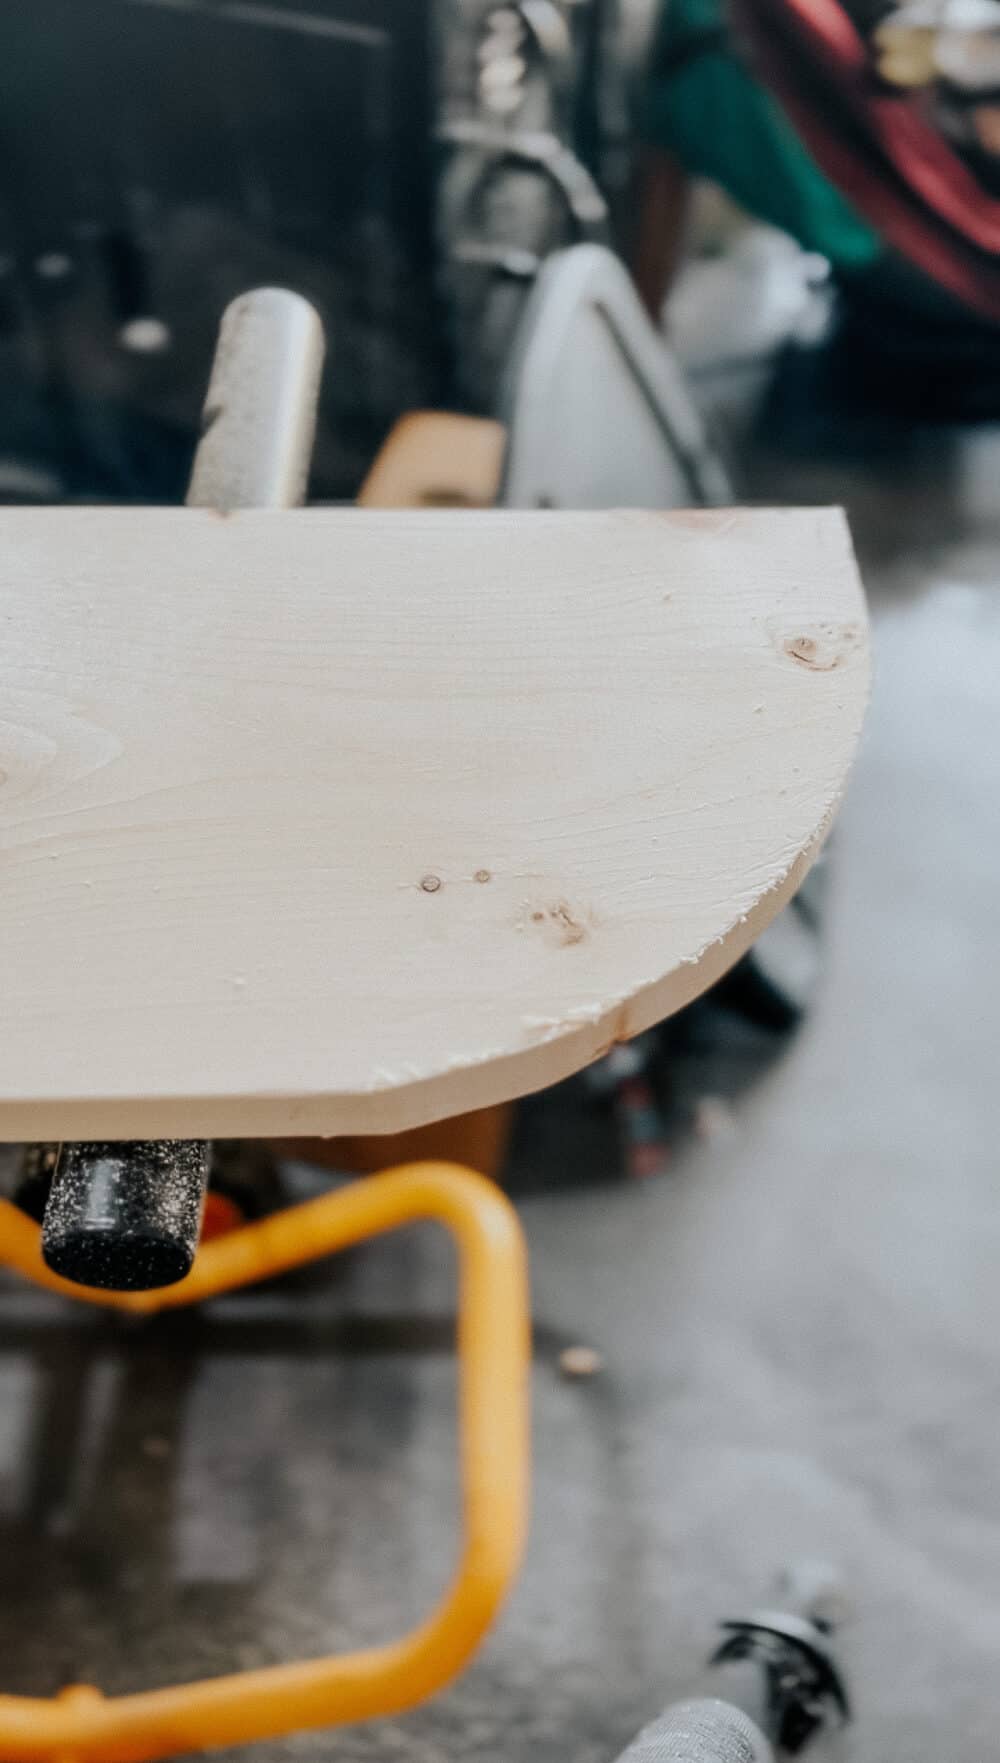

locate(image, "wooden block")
(293, 411), (511, 1182)
(0, 505), (868, 1142)
(274, 1100), (513, 1181)
(358, 413), (506, 510)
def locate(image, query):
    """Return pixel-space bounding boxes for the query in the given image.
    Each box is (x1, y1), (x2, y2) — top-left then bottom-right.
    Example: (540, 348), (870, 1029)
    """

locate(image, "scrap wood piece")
(0, 505), (868, 1140)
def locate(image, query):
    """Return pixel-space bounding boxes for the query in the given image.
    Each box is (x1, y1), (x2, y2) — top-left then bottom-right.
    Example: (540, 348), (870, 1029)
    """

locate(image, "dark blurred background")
(0, 0), (651, 502)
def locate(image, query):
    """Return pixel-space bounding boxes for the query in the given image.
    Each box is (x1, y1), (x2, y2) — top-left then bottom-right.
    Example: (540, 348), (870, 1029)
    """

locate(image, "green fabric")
(642, 0), (882, 269)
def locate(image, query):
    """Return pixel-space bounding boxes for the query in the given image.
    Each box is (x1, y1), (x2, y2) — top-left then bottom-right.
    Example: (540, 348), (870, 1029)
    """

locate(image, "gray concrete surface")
(1, 409), (999, 1763)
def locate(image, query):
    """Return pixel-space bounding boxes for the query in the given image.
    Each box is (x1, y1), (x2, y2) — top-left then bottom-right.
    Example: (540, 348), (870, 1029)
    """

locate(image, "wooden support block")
(352, 410), (511, 1176)
(274, 1101), (513, 1182)
(0, 505), (868, 1142)
(358, 413), (506, 510)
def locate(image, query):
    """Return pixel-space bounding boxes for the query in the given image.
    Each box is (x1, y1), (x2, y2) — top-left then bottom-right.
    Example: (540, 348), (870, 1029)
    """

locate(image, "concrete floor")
(1, 397), (999, 1762)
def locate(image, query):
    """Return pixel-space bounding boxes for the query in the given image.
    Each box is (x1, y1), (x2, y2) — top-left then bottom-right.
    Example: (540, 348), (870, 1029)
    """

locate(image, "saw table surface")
(0, 505), (868, 1140)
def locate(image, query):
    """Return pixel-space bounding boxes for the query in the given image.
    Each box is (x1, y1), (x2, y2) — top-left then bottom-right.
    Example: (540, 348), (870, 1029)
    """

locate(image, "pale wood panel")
(0, 506), (868, 1140)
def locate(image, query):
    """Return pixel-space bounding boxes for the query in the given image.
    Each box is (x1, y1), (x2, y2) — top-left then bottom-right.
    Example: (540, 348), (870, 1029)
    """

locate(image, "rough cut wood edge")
(0, 829), (825, 1146)
(0, 506), (869, 1141)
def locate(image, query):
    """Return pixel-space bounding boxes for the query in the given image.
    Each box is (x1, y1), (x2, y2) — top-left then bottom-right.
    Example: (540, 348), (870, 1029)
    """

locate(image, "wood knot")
(525, 899), (590, 947)
(780, 622), (861, 672)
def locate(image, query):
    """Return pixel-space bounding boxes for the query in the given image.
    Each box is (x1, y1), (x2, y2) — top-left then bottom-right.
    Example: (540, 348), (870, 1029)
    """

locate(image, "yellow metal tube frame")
(0, 1161), (530, 1762)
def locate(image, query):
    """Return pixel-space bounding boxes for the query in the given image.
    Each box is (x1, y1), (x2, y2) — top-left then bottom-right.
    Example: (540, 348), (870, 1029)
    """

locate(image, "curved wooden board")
(0, 506), (868, 1141)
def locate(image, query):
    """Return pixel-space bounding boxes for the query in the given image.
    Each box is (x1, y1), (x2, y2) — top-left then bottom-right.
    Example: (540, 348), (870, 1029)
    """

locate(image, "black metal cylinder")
(41, 1140), (210, 1291)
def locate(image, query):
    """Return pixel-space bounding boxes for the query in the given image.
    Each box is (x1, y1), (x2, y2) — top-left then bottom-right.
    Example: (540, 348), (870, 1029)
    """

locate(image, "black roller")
(41, 1140), (210, 1291)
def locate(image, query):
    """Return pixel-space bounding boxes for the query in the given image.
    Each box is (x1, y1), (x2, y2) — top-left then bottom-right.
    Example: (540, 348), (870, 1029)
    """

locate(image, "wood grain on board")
(0, 506), (868, 1141)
